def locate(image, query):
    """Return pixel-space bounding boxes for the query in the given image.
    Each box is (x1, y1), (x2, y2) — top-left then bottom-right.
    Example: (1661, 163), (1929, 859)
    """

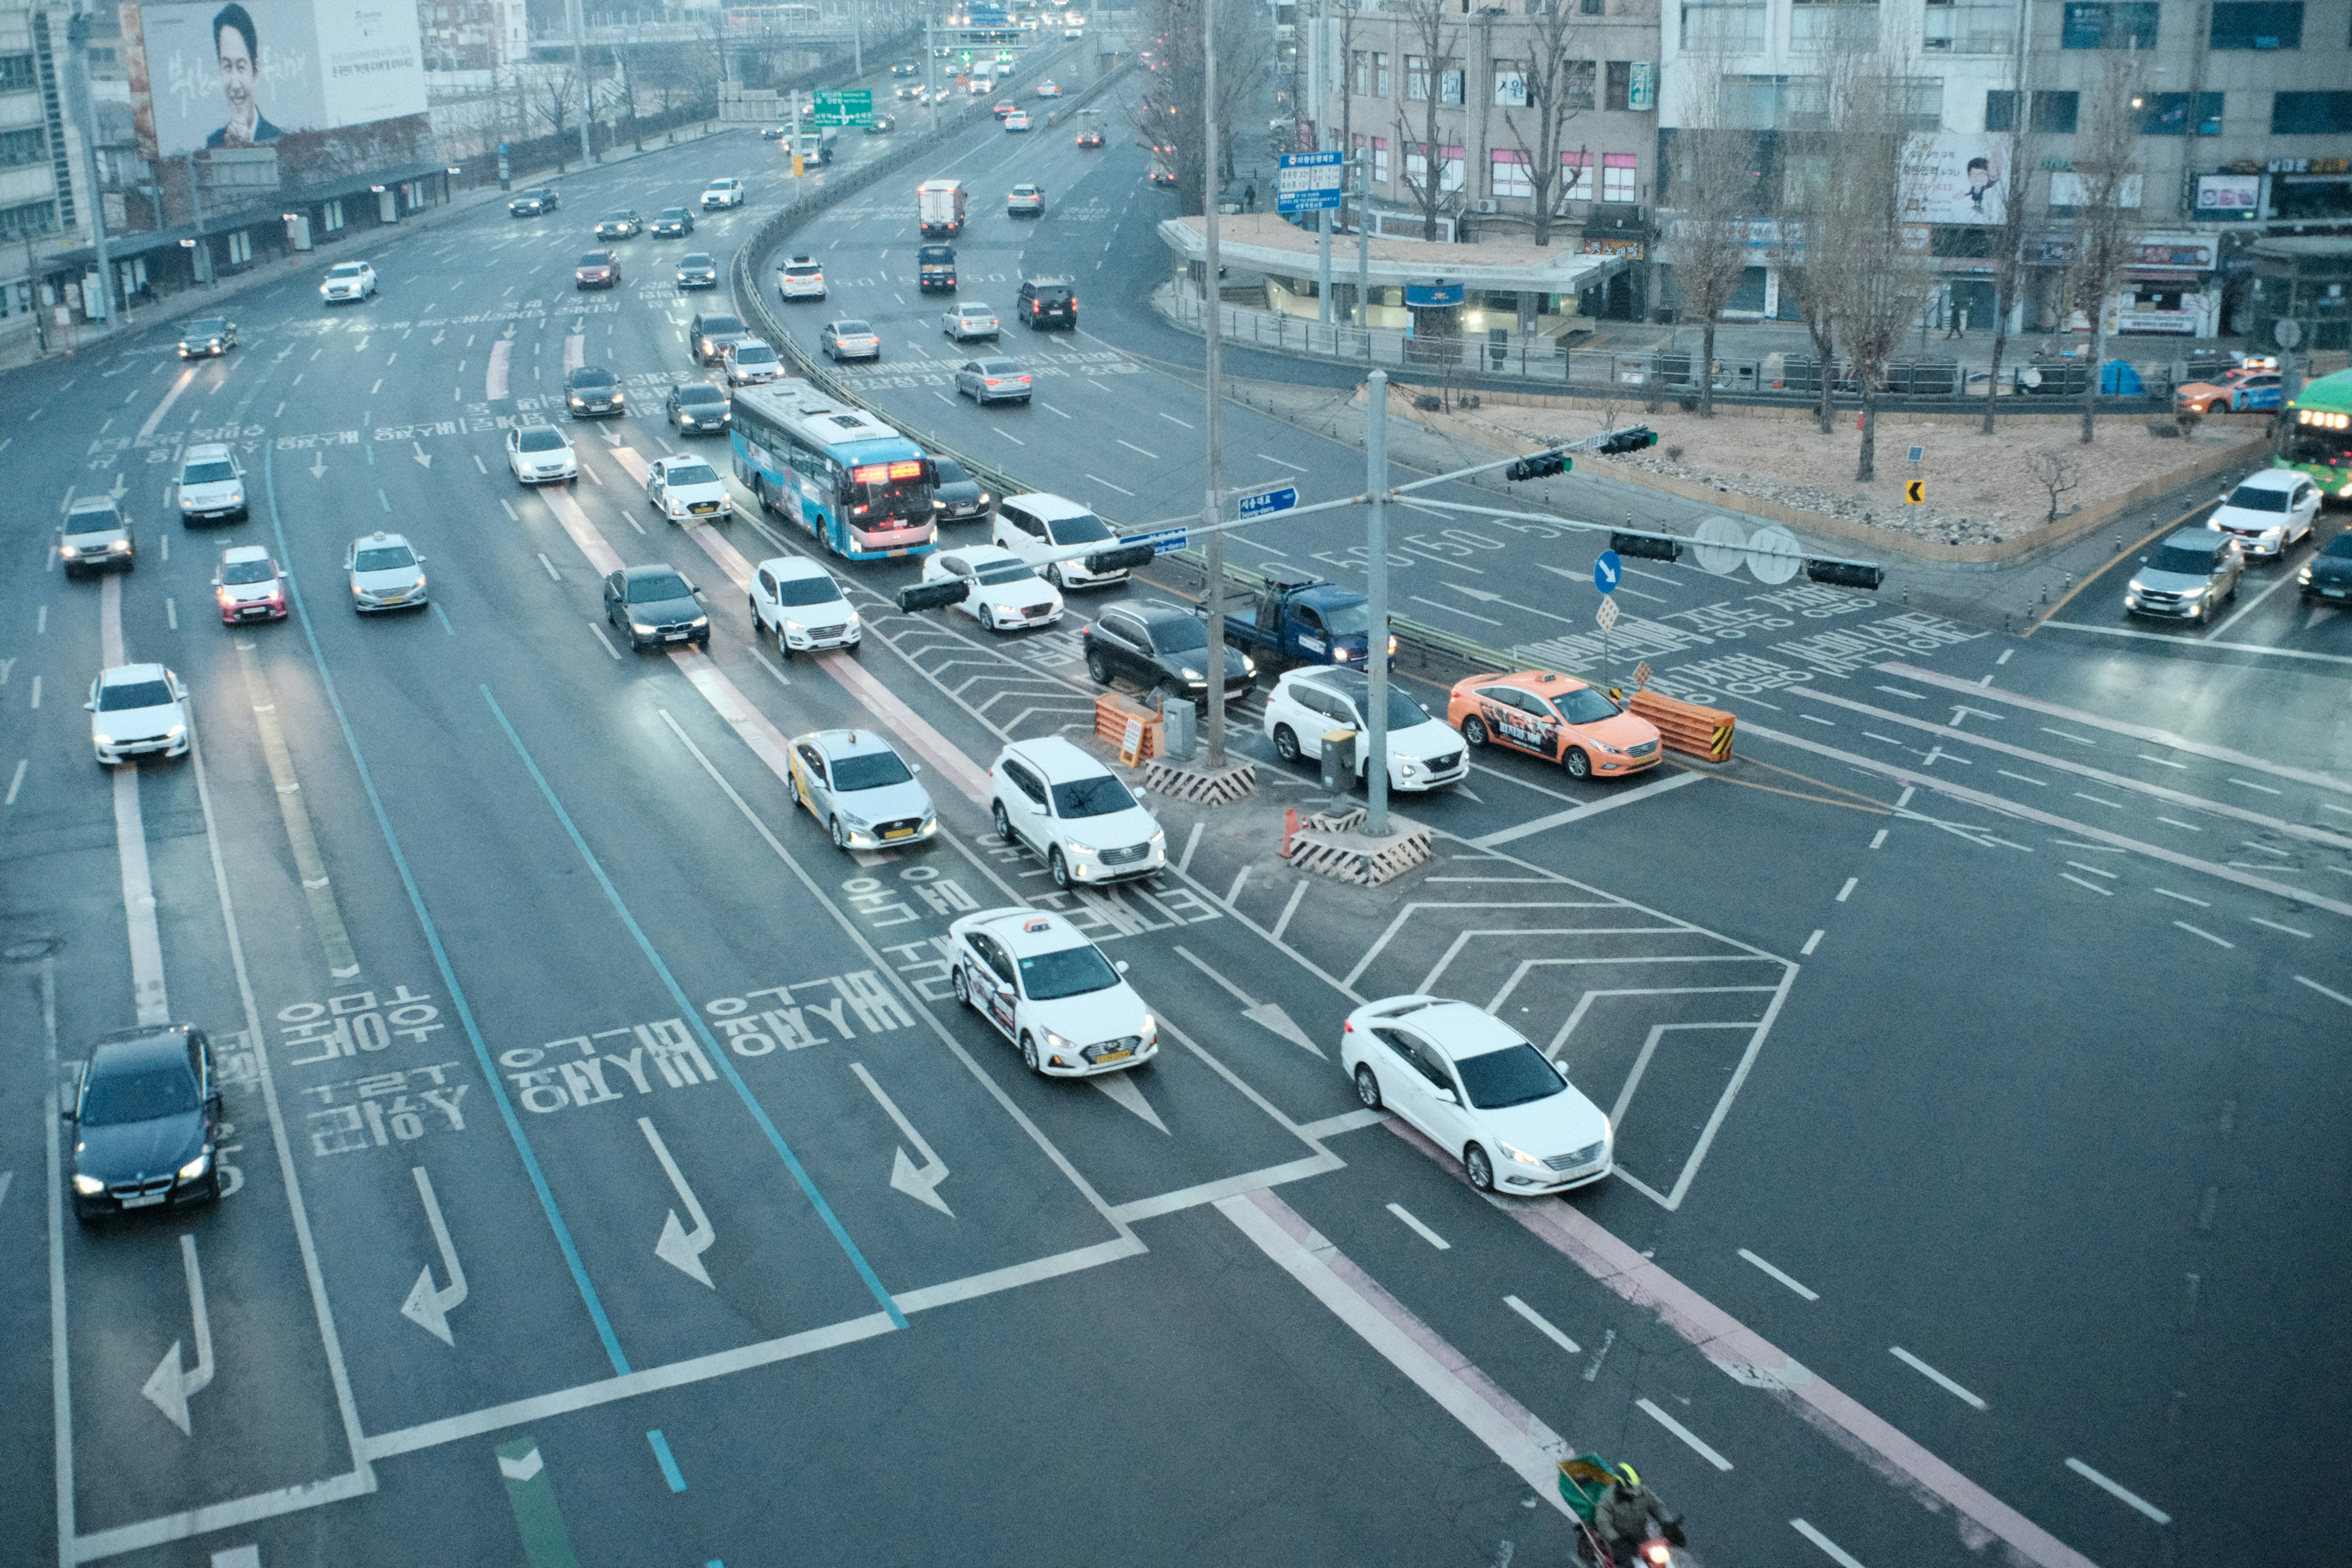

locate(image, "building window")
(1581, 0), (1607, 13)
(1790, 0), (1879, 53)
(1603, 153), (1638, 203)
(1682, 1), (1766, 52)
(1561, 151), (1594, 202)
(1491, 148), (1532, 198)
(1352, 50), (1369, 94)
(1923, 0), (2016, 54)
(1890, 75), (1945, 130)
(1406, 55), (1430, 102)
(0, 55), (36, 94)
(1563, 59), (1596, 110)
(1494, 59), (1528, 107)
(2272, 91), (2352, 134)
(1407, 143), (1464, 192)
(2060, 2), (2159, 48)
(1728, 74), (1828, 130)
(0, 126), (45, 167)
(1354, 51), (1392, 96)
(0, 198), (56, 240)
(1373, 53), (1389, 96)
(1440, 61), (1464, 105)
(2209, 1), (2301, 48)
(2139, 92), (2223, 135)
(1989, 88), (2079, 133)
(1605, 61), (1633, 111)
(226, 229), (253, 266)
(1373, 137), (1390, 184)
(323, 198), (345, 232)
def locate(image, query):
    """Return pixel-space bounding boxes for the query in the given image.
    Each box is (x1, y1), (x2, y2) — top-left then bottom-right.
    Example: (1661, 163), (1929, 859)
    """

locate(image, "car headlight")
(1496, 1139), (1545, 1167)
(570, 396), (584, 405)
(1063, 839), (1096, 855)
(1242, 655), (1257, 674)
(843, 611), (861, 628)
(2300, 566), (2314, 583)
(690, 615), (708, 629)
(631, 621), (656, 634)
(979, 492), (994, 505)
(111, 540), (132, 552)
(783, 619), (805, 633)
(2179, 584), (2207, 600)
(164, 724), (186, 740)
(1149, 829), (1166, 851)
(1178, 666), (1202, 680)
(1595, 740), (1623, 755)
(1334, 647), (1357, 660)
(179, 1152), (211, 1180)
(59, 544), (80, 557)
(1044, 1031), (1071, 1050)
(72, 1174), (104, 1196)
(93, 733), (116, 747)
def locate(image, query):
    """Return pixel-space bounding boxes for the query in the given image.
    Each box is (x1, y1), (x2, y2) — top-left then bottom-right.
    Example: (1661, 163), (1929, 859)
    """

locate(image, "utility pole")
(568, 0), (597, 164)
(1202, 0), (1228, 770)
(1355, 145), (1371, 326)
(925, 15), (938, 137)
(66, 15), (115, 323)
(1310, 0), (1330, 323)
(850, 0), (863, 79)
(1364, 367), (1390, 835)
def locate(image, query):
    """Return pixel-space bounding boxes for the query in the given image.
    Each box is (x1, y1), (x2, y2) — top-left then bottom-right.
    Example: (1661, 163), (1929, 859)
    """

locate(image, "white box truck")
(919, 179), (967, 238)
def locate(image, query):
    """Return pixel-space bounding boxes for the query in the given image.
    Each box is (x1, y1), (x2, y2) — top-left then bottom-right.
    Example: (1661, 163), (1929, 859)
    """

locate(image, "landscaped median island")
(1390, 383), (2272, 560)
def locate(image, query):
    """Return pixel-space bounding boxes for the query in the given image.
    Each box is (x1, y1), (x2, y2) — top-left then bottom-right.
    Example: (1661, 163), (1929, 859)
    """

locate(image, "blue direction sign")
(1276, 151), (1345, 215)
(1237, 485), (1299, 521)
(1125, 527), (1188, 552)
(1593, 549), (1623, 594)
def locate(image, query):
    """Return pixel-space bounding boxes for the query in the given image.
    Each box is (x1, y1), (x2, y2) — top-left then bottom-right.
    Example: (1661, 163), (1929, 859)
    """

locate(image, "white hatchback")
(749, 555), (861, 654)
(1263, 666), (1468, 792)
(988, 735), (1166, 889)
(646, 456), (731, 522)
(87, 664), (190, 765)
(2207, 469), (2320, 560)
(948, 906), (1157, 1076)
(921, 545), (1063, 631)
(725, 339), (782, 385)
(1341, 995), (1613, 1195)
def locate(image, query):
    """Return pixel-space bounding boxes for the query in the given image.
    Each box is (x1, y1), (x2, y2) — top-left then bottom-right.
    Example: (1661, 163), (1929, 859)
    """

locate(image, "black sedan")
(176, 316), (237, 358)
(650, 206), (696, 238)
(508, 186), (559, 216)
(603, 565), (710, 650)
(564, 365), (625, 418)
(594, 209), (643, 240)
(676, 252), (719, 290)
(666, 381), (732, 435)
(67, 1024), (224, 1221)
(930, 454), (994, 522)
(689, 312), (747, 364)
(864, 114), (896, 135)
(1082, 603), (1253, 703)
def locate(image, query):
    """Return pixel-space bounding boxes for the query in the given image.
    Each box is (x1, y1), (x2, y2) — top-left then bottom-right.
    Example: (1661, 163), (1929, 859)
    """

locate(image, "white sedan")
(789, 729), (936, 850)
(506, 423), (578, 483)
(948, 907), (1157, 1076)
(646, 456), (731, 522)
(1341, 995), (1613, 1195)
(921, 545), (1063, 631)
(320, 260), (377, 304)
(943, 302), (1000, 342)
(87, 664), (190, 765)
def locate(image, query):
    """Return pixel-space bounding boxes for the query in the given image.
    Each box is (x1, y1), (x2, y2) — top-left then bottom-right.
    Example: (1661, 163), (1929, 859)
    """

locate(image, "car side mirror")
(1115, 959), (1131, 974)
(1552, 1057), (1570, 1082)
(60, 1102), (75, 1123)
(1431, 1087), (1458, 1106)
(83, 700), (96, 712)
(2138, 556), (2147, 564)
(910, 763), (922, 774)
(211, 576), (222, 587)
(693, 588), (707, 600)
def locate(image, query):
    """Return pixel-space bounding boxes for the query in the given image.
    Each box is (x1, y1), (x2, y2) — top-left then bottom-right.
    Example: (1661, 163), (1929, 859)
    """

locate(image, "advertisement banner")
(130, 0), (425, 159)
(2193, 173), (2261, 217)
(1902, 133), (2009, 226)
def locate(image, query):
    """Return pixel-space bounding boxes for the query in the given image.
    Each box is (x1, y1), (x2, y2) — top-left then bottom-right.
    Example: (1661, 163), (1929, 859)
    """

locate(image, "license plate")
(882, 827), (914, 840)
(692, 503), (717, 513)
(2326, 587), (2346, 598)
(119, 1193), (166, 1208)
(1095, 1049), (1132, 1064)
(666, 630), (688, 641)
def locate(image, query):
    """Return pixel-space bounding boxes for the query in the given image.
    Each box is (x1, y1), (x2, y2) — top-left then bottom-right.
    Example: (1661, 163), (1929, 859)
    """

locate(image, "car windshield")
(680, 254), (714, 268)
(1050, 773), (1137, 818)
(518, 428), (565, 451)
(1553, 686), (1619, 724)
(1148, 617), (1207, 654)
(355, 545), (415, 571)
(736, 344), (777, 363)
(328, 264), (364, 278)
(933, 456), (970, 484)
(627, 571), (692, 603)
(1017, 943), (1121, 1000)
(2326, 533), (2352, 559)
(775, 573), (841, 606)
(99, 679), (172, 711)
(1319, 601), (1373, 636)
(975, 560), (1036, 585)
(835, 320), (873, 335)
(785, 265), (821, 276)
(1453, 1044), (1566, 1110)
(700, 317), (742, 336)
(677, 385), (725, 405)
(80, 1059), (196, 1125)
(662, 209), (687, 220)
(185, 319), (225, 336)
(66, 508), (119, 533)
(2148, 545), (2217, 575)
(182, 461), (236, 484)
(831, 750), (914, 791)
(578, 253), (609, 266)
(666, 463), (720, 488)
(221, 558), (274, 585)
(601, 213), (631, 224)
(571, 370), (615, 387)
(1047, 512), (1110, 544)
(2225, 486), (2291, 513)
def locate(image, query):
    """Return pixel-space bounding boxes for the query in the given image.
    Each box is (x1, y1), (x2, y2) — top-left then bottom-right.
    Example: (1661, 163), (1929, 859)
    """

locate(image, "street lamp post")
(1364, 368), (1390, 836)
(1202, 0), (1228, 770)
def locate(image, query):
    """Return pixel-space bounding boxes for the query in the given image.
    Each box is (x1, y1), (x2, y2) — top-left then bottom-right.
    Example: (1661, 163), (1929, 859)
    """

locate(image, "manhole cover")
(4, 936), (62, 962)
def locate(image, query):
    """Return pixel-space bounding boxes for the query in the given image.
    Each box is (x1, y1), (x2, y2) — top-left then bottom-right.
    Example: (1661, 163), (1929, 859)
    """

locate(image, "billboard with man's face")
(1902, 134), (2008, 227)
(126, 0), (426, 159)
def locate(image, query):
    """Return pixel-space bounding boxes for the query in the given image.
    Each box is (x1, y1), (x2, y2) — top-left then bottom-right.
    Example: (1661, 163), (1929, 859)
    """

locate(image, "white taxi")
(789, 729), (936, 850)
(948, 907), (1158, 1076)
(646, 456), (731, 522)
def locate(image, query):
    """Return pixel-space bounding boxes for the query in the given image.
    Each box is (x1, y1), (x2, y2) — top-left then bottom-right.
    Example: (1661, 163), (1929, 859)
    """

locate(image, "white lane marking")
(2227, 776), (2282, 796)
(1790, 1519), (1870, 1568)
(2155, 816), (2203, 832)
(1868, 829), (1887, 849)
(1503, 1294), (1580, 1355)
(210, 1548), (260, 1568)
(1216, 1189), (1572, 1512)
(990, 425), (1025, 446)
(1385, 1202), (1450, 1250)
(1259, 453), (1309, 472)
(166, 599), (178, 631)
(2208, 562), (2300, 636)
(1469, 770), (1703, 848)
(1736, 1248), (1819, 1300)
(1270, 881), (1310, 943)
(1039, 402), (1071, 418)
(1872, 685), (1923, 700)
(1157, 411), (1193, 428)
(1835, 877), (1856, 902)
(1997, 769), (2046, 786)
(1178, 821), (1203, 875)
(537, 553), (562, 581)
(587, 622), (622, 660)
(2040, 618), (2352, 665)
(2294, 974), (2352, 1008)
(2040, 726), (2097, 746)
(1085, 472), (1134, 496)
(1116, 438), (1158, 459)
(1636, 1398), (1732, 1470)
(4, 758), (24, 805)
(2151, 887), (2208, 906)
(2064, 861), (2117, 879)
(2136, 753), (2187, 769)
(2064, 1457), (2171, 1524)
(2249, 916), (2312, 938)
(140, 1235), (216, 1435)
(2239, 840), (2291, 858)
(1800, 714), (1836, 728)
(2172, 921), (2234, 948)
(1799, 929), (1823, 956)
(137, 369), (196, 441)
(1890, 1346), (1987, 1409)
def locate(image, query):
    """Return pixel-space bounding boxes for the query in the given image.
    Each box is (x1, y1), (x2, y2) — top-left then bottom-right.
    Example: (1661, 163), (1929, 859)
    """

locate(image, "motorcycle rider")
(1585, 1464), (1686, 1564)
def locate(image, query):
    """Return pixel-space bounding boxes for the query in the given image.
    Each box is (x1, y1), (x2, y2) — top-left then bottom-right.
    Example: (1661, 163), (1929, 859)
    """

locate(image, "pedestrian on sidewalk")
(1945, 307), (1968, 340)
(1244, 181), (1256, 213)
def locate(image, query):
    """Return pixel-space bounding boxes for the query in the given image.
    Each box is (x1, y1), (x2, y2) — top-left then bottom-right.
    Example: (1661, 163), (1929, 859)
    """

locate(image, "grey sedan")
(956, 357), (1033, 405)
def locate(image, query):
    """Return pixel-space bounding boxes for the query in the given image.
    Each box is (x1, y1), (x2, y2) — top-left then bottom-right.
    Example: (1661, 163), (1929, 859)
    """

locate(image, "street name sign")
(1237, 485), (1300, 521)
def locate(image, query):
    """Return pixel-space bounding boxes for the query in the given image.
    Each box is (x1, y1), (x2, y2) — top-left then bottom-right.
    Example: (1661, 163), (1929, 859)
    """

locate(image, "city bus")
(2278, 368), (2352, 499)
(729, 380), (939, 561)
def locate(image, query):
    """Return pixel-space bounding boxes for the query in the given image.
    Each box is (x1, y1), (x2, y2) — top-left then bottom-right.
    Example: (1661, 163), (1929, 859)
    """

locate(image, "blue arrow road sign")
(1124, 528), (1188, 552)
(1237, 485), (1299, 520)
(1593, 549), (1623, 594)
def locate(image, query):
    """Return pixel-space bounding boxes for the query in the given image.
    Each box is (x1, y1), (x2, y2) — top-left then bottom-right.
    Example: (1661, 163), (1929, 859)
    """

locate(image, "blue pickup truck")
(1207, 573), (1384, 669)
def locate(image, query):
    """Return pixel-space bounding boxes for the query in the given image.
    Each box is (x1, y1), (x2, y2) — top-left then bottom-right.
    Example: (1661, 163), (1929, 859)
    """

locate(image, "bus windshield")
(2285, 423), (2352, 472)
(840, 454), (933, 520)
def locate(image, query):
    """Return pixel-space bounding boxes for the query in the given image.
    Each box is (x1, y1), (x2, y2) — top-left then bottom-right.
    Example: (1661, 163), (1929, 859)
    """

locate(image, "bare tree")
(1661, 68), (1760, 418)
(1496, 0), (1588, 247)
(1390, 0), (1461, 236)
(529, 65), (584, 169)
(1979, 75), (2038, 433)
(2059, 51), (2146, 444)
(1131, 0), (1263, 215)
(2027, 448), (2082, 521)
(1770, 167), (1848, 436)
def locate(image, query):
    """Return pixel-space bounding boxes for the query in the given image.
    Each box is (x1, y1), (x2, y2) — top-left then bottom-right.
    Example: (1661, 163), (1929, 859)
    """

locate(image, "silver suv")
(2125, 529), (2244, 624)
(177, 443), (248, 524)
(60, 497), (134, 578)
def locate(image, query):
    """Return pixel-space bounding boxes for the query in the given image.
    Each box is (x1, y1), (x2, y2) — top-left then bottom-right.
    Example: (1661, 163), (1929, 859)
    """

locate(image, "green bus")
(2279, 368), (2352, 497)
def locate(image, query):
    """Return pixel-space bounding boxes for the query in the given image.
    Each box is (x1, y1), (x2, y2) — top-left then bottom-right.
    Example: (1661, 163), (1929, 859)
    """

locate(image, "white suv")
(176, 443), (247, 523)
(988, 736), (1166, 890)
(993, 492), (1126, 589)
(778, 255), (826, 301)
(1263, 666), (1468, 793)
(700, 178), (745, 209)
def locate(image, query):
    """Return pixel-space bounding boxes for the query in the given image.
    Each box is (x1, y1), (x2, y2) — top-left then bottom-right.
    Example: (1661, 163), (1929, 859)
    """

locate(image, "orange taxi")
(2175, 356), (2280, 415)
(1447, 670), (1662, 780)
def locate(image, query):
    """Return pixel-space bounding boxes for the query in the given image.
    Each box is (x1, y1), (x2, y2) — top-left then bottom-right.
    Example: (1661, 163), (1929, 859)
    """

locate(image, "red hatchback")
(575, 249), (620, 289)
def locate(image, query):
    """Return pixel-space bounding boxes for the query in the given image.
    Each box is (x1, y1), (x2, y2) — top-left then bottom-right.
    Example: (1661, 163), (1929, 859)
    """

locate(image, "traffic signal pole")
(1365, 368), (1390, 837)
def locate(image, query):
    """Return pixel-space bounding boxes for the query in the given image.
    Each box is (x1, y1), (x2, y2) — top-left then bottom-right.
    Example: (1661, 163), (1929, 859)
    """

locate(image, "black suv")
(67, 1024), (224, 1222)
(1082, 603), (1252, 703)
(508, 187), (559, 217)
(690, 312), (748, 365)
(1018, 276), (1077, 331)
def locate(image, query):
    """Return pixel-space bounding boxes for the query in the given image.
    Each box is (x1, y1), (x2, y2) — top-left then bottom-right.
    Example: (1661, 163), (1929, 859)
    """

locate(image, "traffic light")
(1506, 448), (1571, 481)
(1610, 530), (1683, 563)
(1804, 559), (1885, 590)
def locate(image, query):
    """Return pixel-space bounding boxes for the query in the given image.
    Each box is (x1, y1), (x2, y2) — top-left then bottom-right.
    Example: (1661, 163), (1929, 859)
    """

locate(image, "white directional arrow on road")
(1173, 944), (1326, 1058)
(850, 1061), (952, 1216)
(108, 470), (129, 501)
(398, 1166), (469, 1345)
(431, 330), (446, 346)
(639, 1117), (716, 1287)
(309, 453), (327, 480)
(141, 1234), (216, 1436)
(1092, 1072), (1169, 1132)
(411, 441), (432, 469)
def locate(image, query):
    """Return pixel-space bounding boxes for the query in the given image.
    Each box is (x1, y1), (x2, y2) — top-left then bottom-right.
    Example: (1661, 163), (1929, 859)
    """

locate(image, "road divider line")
(1889, 1346), (1988, 1410)
(1636, 1398), (1732, 1470)
(136, 368), (195, 442)
(2064, 1457), (2171, 1525)
(1469, 770), (1704, 849)
(646, 1430), (687, 1493)
(1736, 1248), (1819, 1300)
(1790, 1519), (1870, 1568)
(1503, 1294), (1581, 1355)
(2293, 974), (2352, 1008)
(816, 649), (996, 804)
(71, 1472), (375, 1564)
(1386, 1201), (1450, 1250)
(2029, 619), (2352, 666)
(235, 649), (361, 979)
(1216, 1188), (1572, 1512)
